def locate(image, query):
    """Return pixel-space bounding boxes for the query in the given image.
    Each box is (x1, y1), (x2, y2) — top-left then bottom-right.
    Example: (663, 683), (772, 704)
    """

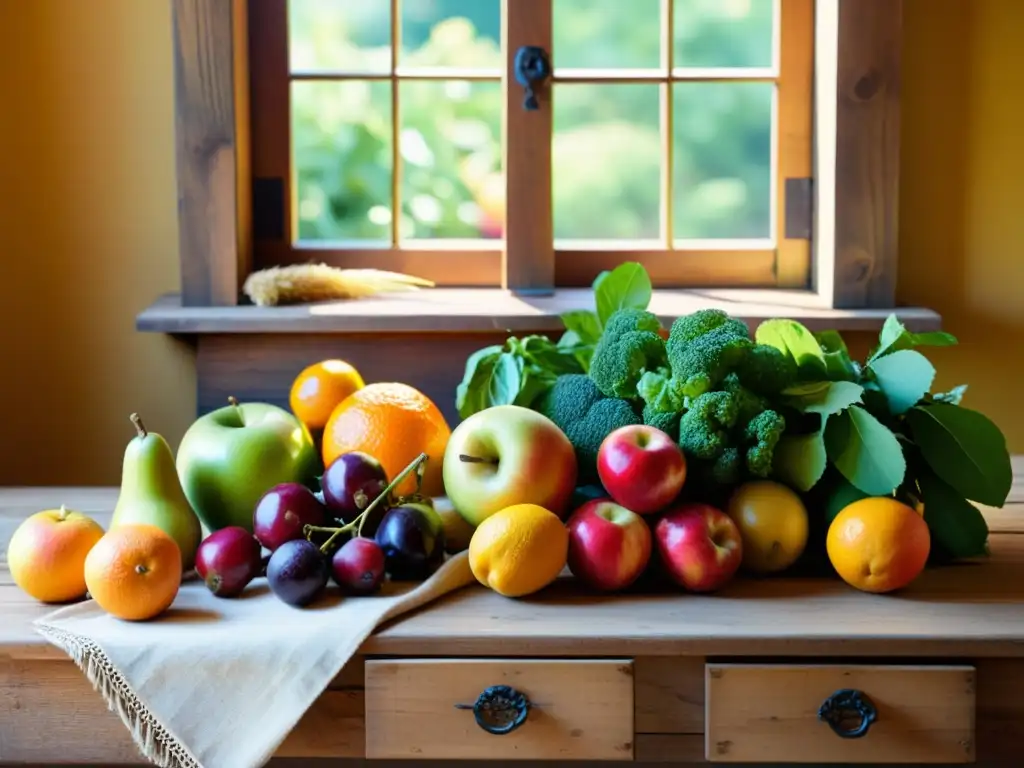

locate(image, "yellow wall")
(0, 0), (1021, 486)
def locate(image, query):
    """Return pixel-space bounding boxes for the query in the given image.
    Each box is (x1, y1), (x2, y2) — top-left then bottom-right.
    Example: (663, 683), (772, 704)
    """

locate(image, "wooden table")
(3, 485), (1024, 767)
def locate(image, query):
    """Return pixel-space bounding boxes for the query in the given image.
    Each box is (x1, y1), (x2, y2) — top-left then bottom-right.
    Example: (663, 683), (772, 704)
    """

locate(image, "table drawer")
(706, 663), (976, 764)
(364, 658), (634, 761)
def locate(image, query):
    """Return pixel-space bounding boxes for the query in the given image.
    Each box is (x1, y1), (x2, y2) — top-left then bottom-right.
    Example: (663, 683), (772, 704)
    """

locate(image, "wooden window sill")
(135, 290), (942, 336)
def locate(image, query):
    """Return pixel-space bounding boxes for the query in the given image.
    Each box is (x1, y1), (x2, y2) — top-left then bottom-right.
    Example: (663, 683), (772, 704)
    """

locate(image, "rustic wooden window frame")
(171, 0), (902, 311)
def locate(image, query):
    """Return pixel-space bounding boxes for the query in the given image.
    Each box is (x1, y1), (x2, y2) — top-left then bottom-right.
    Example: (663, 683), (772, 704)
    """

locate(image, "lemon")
(726, 480), (809, 574)
(468, 503), (568, 597)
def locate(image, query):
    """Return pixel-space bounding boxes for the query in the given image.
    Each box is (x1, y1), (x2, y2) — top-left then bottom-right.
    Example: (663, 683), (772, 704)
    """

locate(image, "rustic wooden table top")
(3, 481), (1024, 661)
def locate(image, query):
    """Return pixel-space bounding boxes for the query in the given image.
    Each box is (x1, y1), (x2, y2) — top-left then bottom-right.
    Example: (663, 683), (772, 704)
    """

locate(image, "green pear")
(110, 413), (203, 572)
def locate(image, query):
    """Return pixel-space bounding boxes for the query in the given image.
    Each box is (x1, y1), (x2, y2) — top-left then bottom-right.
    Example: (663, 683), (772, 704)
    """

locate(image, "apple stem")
(228, 396), (239, 408)
(315, 451), (430, 554)
(458, 454), (498, 465)
(57, 504), (69, 521)
(129, 413), (147, 439)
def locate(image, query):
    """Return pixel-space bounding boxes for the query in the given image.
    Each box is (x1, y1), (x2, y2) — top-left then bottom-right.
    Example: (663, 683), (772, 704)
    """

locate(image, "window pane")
(553, 85), (662, 241)
(672, 82), (772, 240)
(292, 81), (393, 243)
(289, 0), (391, 74)
(399, 81), (503, 240)
(674, 0), (774, 69)
(553, 0), (662, 70)
(400, 0), (502, 71)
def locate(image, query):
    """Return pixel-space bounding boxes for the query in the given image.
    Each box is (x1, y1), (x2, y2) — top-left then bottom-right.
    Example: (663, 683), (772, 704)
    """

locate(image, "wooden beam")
(813, 0), (903, 309)
(172, 0), (252, 306)
(501, 0), (555, 295)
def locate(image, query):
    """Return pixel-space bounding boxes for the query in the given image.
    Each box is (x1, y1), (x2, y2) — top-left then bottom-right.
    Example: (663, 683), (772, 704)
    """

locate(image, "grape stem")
(312, 451), (429, 554)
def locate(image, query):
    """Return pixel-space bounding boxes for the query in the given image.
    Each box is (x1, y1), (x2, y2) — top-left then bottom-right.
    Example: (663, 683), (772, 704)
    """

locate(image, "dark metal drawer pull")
(455, 684), (531, 735)
(818, 688), (878, 738)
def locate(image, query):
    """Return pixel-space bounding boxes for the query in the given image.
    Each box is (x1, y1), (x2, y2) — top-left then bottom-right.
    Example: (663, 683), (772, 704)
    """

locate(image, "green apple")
(176, 399), (322, 533)
(442, 405), (578, 527)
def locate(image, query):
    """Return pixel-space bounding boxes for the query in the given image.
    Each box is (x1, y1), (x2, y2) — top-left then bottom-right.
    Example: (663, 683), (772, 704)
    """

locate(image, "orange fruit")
(468, 503), (568, 598)
(7, 506), (105, 603)
(84, 524), (182, 621)
(826, 497), (931, 594)
(289, 359), (366, 430)
(322, 382), (451, 497)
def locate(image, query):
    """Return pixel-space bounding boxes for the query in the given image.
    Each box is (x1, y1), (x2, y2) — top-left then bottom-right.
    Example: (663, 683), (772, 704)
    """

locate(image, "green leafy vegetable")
(783, 380), (864, 417)
(906, 403), (1013, 507)
(773, 428), (828, 492)
(824, 406), (906, 495)
(917, 467), (990, 559)
(815, 330), (860, 381)
(869, 315), (958, 363)
(560, 309), (602, 346)
(754, 318), (828, 379)
(594, 261), (652, 326)
(868, 349), (936, 414)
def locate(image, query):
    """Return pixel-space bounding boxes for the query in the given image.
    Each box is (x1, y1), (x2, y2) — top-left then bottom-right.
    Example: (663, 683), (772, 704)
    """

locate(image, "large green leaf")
(560, 309), (603, 346)
(783, 380), (863, 417)
(868, 349), (936, 414)
(870, 315), (958, 363)
(906, 403), (1013, 507)
(755, 319), (828, 379)
(815, 330), (860, 381)
(918, 468), (990, 559)
(594, 262), (652, 326)
(824, 406), (906, 495)
(487, 352), (523, 408)
(774, 429), (828, 492)
(455, 345), (503, 419)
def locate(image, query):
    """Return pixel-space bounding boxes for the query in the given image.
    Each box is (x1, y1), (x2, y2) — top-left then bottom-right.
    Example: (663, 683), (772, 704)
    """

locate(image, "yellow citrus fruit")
(322, 382), (451, 497)
(7, 506), (105, 603)
(84, 524), (182, 621)
(827, 497), (931, 594)
(468, 504), (568, 598)
(289, 359), (366, 430)
(726, 481), (809, 574)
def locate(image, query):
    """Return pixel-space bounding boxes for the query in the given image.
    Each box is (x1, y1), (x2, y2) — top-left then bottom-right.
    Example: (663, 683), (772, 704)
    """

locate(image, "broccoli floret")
(664, 317), (754, 400)
(743, 409), (786, 477)
(738, 344), (799, 396)
(535, 373), (641, 483)
(588, 309), (667, 400)
(677, 391), (738, 460)
(668, 308), (750, 345)
(642, 405), (682, 441)
(722, 372), (767, 424)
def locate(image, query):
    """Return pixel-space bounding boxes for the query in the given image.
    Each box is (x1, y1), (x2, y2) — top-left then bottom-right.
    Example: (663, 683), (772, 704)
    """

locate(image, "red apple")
(654, 503), (742, 593)
(597, 425), (687, 514)
(566, 498), (652, 592)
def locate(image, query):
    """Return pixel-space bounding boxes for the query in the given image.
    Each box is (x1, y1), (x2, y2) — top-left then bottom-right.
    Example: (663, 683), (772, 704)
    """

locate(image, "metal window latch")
(513, 45), (552, 111)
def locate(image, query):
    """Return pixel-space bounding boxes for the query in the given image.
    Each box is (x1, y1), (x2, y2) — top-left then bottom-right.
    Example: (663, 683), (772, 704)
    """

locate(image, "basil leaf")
(905, 403), (1013, 507)
(773, 429), (828, 492)
(522, 337), (585, 376)
(487, 352), (523, 409)
(868, 349), (936, 414)
(870, 315), (958, 363)
(513, 369), (555, 409)
(560, 309), (603, 345)
(824, 406), (906, 496)
(594, 261), (652, 326)
(754, 318), (828, 379)
(783, 380), (863, 417)
(455, 346), (503, 419)
(918, 467), (990, 559)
